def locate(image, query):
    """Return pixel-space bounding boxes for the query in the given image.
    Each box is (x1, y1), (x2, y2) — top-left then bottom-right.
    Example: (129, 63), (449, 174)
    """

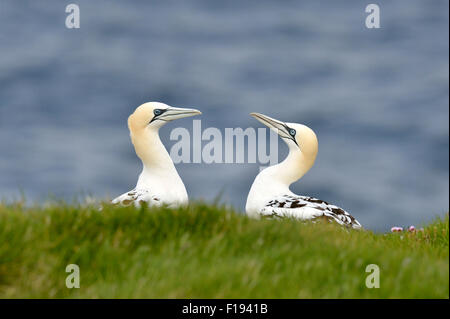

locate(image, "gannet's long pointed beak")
(160, 107), (202, 121)
(250, 112), (290, 139)
(250, 112), (298, 146)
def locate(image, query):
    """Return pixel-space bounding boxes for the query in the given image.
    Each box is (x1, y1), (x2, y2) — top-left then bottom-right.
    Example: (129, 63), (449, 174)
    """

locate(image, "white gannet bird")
(112, 102), (201, 208)
(246, 113), (362, 229)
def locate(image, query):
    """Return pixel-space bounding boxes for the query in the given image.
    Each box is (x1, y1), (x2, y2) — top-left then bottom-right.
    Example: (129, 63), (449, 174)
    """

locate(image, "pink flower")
(408, 226), (416, 232)
(391, 226), (403, 232)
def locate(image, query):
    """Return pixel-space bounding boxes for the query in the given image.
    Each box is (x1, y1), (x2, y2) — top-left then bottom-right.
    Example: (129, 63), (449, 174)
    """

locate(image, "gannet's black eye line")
(150, 108), (168, 124)
(282, 125), (299, 147)
(289, 128), (296, 137)
(153, 109), (165, 116)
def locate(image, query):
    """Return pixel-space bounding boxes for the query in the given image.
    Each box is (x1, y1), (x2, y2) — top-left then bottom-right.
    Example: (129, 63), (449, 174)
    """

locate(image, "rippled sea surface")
(0, 0), (448, 231)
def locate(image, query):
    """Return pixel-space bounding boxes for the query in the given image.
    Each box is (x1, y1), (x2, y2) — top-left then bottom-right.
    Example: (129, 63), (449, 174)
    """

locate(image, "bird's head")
(250, 112), (318, 158)
(128, 102), (201, 132)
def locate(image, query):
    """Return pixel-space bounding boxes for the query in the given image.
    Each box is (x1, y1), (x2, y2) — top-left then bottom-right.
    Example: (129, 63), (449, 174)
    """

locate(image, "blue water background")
(0, 0), (448, 231)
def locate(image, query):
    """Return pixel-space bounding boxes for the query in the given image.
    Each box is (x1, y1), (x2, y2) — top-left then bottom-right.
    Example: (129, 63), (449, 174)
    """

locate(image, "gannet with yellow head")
(112, 102), (201, 207)
(246, 113), (362, 229)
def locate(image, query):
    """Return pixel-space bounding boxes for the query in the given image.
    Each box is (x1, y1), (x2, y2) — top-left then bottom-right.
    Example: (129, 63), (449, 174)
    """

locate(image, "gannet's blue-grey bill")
(250, 112), (298, 146)
(152, 107), (202, 123)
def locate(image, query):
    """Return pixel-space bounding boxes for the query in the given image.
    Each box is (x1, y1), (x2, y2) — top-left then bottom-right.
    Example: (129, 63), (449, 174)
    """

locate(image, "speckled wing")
(260, 194), (362, 229)
(111, 189), (162, 207)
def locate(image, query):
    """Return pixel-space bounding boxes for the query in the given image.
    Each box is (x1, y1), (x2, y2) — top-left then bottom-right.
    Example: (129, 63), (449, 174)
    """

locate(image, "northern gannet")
(246, 113), (362, 229)
(112, 102), (201, 207)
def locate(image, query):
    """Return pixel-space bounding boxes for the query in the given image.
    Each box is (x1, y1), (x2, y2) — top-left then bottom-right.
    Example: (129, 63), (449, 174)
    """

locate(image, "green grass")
(0, 202), (448, 298)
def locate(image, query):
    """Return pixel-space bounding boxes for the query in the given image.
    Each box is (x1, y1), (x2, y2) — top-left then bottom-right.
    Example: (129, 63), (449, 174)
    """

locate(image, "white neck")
(131, 128), (188, 203)
(246, 145), (316, 214)
(261, 147), (314, 189)
(132, 128), (175, 171)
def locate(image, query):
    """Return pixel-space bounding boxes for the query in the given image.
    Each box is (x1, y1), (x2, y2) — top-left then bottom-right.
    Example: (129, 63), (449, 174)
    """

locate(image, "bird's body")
(246, 113), (362, 229)
(112, 102), (201, 208)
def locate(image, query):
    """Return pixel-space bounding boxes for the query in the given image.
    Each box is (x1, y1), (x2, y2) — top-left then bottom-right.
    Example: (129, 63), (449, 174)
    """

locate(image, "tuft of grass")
(0, 202), (448, 298)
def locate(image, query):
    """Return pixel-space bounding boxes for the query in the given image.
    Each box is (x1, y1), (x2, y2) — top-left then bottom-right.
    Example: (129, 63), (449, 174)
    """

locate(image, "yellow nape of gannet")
(112, 102), (201, 208)
(245, 113), (362, 229)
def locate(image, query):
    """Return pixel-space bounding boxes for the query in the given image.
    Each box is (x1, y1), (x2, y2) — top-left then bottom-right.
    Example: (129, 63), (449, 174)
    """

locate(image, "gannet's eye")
(154, 109), (163, 116)
(289, 128), (296, 136)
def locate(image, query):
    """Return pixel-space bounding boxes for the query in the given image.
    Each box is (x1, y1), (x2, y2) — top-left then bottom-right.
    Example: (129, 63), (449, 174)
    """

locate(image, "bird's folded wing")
(111, 189), (162, 207)
(260, 205), (323, 220)
(260, 194), (362, 229)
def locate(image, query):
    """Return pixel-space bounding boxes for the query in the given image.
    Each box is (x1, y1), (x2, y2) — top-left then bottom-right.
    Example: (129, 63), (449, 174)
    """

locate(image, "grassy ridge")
(0, 202), (448, 298)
